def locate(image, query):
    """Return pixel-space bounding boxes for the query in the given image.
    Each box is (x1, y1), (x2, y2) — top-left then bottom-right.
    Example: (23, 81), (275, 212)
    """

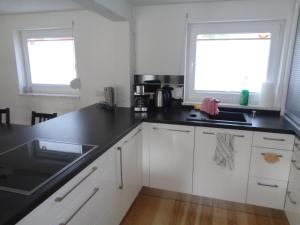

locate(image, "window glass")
(26, 37), (76, 85)
(194, 33), (271, 92)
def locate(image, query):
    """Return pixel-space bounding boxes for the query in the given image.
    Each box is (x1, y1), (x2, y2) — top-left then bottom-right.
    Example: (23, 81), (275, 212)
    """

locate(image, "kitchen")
(0, 0), (300, 225)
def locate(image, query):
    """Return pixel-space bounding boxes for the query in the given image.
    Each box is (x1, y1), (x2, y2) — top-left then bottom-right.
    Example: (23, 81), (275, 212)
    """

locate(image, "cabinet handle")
(123, 128), (142, 144)
(295, 143), (300, 152)
(263, 137), (286, 142)
(257, 182), (279, 188)
(292, 160), (300, 170)
(202, 132), (244, 138)
(55, 167), (98, 202)
(261, 153), (283, 158)
(153, 127), (190, 133)
(59, 187), (99, 225)
(233, 135), (245, 138)
(287, 191), (297, 205)
(117, 147), (123, 189)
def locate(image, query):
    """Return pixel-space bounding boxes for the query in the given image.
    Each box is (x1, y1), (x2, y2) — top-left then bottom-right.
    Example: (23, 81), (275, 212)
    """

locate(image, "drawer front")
(250, 148), (292, 181)
(285, 182), (300, 225)
(253, 132), (294, 150)
(16, 150), (110, 225)
(289, 153), (300, 184)
(247, 177), (287, 209)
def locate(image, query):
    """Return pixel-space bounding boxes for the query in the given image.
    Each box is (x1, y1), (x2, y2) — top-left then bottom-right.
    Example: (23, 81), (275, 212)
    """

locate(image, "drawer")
(247, 177), (287, 209)
(285, 182), (300, 225)
(250, 148), (292, 181)
(17, 150), (111, 225)
(289, 153), (300, 184)
(253, 132), (294, 150)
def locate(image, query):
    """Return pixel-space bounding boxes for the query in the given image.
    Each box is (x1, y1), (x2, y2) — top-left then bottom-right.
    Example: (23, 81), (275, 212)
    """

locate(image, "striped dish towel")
(213, 133), (235, 170)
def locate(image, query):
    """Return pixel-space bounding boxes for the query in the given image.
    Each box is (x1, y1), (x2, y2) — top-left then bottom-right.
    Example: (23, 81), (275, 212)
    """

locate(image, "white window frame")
(20, 28), (79, 95)
(184, 20), (284, 105)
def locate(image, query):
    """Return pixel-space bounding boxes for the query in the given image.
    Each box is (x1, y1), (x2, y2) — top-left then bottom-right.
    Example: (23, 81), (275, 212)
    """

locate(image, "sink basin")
(187, 111), (252, 125)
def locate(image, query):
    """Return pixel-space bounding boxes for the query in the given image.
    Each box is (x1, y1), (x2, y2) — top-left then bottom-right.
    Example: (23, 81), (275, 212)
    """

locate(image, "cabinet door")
(193, 127), (253, 203)
(149, 123), (194, 193)
(285, 182), (300, 225)
(116, 127), (143, 220)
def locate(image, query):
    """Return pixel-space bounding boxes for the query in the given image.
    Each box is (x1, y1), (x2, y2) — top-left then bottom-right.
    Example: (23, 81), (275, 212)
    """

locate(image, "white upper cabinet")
(193, 127), (253, 203)
(148, 123), (194, 193)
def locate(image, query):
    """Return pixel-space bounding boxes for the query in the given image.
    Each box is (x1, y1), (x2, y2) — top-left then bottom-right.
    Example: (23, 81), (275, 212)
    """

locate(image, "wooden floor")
(121, 187), (290, 225)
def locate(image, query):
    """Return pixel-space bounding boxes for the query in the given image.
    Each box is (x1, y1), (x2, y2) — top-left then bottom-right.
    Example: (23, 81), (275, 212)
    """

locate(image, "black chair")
(0, 108), (10, 125)
(31, 111), (58, 125)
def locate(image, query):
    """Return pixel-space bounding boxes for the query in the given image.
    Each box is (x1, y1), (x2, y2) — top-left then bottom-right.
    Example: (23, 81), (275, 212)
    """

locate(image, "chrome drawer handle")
(261, 153), (283, 158)
(233, 135), (245, 138)
(153, 127), (190, 133)
(292, 160), (300, 170)
(202, 132), (244, 138)
(55, 167), (98, 202)
(123, 128), (142, 144)
(295, 143), (300, 152)
(287, 191), (297, 205)
(257, 182), (279, 188)
(116, 147), (123, 189)
(263, 137), (286, 142)
(59, 187), (99, 225)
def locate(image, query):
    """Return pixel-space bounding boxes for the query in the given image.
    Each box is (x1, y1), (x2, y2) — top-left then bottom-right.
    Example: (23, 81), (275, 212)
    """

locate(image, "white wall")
(135, 0), (295, 108)
(0, 10), (131, 125)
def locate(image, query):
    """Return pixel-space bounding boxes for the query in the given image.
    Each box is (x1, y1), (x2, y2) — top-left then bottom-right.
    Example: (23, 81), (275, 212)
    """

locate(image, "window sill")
(183, 102), (280, 111)
(19, 93), (80, 98)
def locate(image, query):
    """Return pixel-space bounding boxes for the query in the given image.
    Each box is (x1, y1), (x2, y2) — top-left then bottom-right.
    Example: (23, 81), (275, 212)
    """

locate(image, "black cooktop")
(0, 139), (97, 196)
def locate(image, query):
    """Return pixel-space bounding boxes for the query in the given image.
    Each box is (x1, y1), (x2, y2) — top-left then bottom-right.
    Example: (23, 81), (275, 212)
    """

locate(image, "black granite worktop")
(0, 104), (298, 225)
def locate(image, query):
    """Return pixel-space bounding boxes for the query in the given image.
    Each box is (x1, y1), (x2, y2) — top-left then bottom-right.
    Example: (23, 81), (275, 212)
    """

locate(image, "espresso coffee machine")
(134, 84), (151, 112)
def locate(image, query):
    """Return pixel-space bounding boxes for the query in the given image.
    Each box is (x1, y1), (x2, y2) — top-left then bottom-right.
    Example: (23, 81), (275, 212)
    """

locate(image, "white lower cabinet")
(17, 126), (143, 225)
(116, 127), (143, 220)
(286, 182), (300, 225)
(16, 122), (297, 225)
(285, 139), (300, 225)
(193, 127), (253, 203)
(247, 177), (288, 209)
(148, 123), (194, 193)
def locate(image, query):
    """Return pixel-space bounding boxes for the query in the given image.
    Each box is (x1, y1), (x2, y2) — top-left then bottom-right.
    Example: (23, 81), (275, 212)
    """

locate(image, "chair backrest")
(31, 111), (58, 125)
(0, 108), (10, 125)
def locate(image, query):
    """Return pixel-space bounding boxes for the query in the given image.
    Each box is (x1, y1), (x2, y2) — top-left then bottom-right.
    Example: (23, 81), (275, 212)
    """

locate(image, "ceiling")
(0, 0), (83, 15)
(128, 0), (239, 6)
(0, 0), (242, 15)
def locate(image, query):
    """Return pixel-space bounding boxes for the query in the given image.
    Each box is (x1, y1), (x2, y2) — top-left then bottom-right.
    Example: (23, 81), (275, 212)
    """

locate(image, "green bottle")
(240, 90), (249, 106)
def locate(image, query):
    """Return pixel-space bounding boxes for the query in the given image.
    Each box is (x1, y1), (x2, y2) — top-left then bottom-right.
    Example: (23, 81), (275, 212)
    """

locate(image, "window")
(185, 21), (284, 104)
(20, 29), (78, 95)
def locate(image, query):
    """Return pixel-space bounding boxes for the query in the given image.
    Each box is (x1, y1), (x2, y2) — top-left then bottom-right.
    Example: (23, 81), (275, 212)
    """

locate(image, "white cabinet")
(247, 177), (288, 209)
(193, 127), (253, 203)
(250, 147), (292, 181)
(17, 148), (120, 225)
(17, 126), (143, 225)
(253, 132), (295, 150)
(148, 123), (194, 193)
(247, 132), (293, 209)
(51, 149), (120, 225)
(286, 138), (300, 225)
(116, 127), (143, 220)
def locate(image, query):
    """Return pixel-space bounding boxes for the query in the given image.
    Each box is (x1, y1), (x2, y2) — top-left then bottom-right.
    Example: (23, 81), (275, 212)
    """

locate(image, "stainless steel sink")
(187, 110), (252, 125)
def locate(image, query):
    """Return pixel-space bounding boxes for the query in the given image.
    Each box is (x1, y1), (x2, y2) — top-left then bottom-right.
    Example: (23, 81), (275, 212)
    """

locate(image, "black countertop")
(0, 104), (297, 225)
